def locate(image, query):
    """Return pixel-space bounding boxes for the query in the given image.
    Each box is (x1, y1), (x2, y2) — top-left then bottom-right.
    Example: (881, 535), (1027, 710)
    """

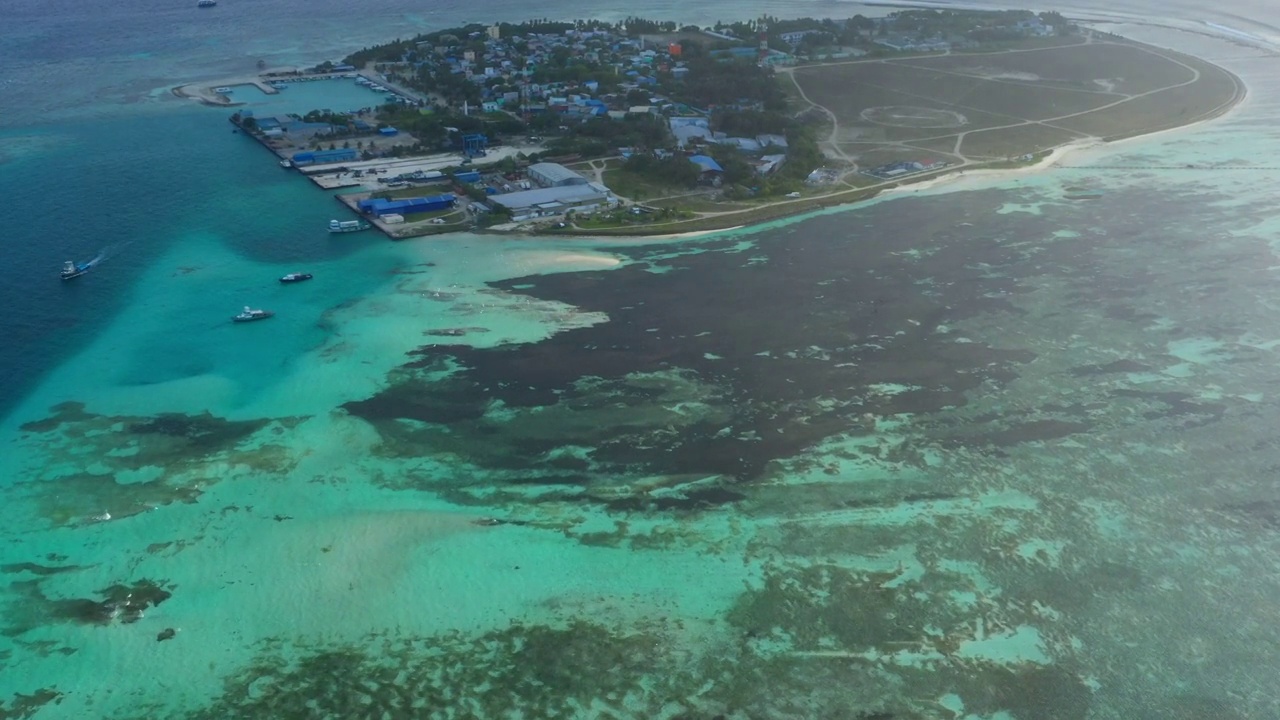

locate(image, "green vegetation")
(316, 11), (1236, 236)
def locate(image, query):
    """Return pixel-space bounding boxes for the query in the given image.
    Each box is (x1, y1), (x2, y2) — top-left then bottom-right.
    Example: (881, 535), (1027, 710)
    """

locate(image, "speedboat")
(61, 260), (91, 281)
(279, 272), (313, 283)
(279, 159), (291, 168)
(232, 306), (274, 322)
(198, 0), (216, 7)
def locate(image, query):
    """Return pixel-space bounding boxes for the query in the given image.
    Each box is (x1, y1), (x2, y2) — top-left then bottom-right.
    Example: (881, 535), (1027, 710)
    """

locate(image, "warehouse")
(490, 183), (615, 221)
(290, 148), (358, 166)
(358, 194), (457, 217)
(527, 162), (588, 188)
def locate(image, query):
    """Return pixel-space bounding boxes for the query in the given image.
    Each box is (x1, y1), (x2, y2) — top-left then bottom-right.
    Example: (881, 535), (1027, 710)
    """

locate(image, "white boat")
(279, 160), (291, 168)
(329, 219), (371, 233)
(232, 307), (274, 323)
(214, 86), (232, 94)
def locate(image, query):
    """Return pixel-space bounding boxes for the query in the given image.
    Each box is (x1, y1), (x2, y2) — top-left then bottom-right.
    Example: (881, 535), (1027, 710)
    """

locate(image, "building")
(528, 162), (588, 188)
(756, 134), (788, 149)
(290, 148), (358, 166)
(778, 30), (818, 47)
(874, 36), (951, 52)
(358, 194), (456, 217)
(689, 155), (724, 176)
(670, 116), (712, 149)
(863, 159), (949, 180)
(490, 183), (615, 220)
(755, 154), (787, 175)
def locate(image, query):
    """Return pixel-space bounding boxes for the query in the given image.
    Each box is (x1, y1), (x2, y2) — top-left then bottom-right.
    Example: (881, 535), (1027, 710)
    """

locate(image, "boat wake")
(83, 242), (130, 269)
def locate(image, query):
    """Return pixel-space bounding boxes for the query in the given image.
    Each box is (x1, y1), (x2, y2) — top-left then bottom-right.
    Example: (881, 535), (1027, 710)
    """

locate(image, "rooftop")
(528, 162), (587, 184)
(490, 182), (612, 210)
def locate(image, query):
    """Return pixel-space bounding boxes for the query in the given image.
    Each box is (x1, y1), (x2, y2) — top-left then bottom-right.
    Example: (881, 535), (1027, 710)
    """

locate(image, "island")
(178, 10), (1244, 239)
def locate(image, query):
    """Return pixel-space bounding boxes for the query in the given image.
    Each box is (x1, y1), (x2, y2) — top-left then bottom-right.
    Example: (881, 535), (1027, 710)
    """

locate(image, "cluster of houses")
(869, 14), (1057, 53)
(660, 116), (789, 177)
(385, 25), (700, 117)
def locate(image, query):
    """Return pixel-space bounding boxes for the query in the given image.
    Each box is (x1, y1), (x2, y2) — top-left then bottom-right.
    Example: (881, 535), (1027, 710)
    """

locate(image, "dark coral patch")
(13, 403), (297, 526)
(4, 579), (173, 637)
(0, 687), (63, 719)
(346, 198), (1055, 492)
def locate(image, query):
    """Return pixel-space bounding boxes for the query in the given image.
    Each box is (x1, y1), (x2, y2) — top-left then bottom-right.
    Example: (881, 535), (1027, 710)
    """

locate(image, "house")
(755, 154), (787, 175)
(722, 137), (762, 152)
(670, 116), (711, 148)
(756, 134), (788, 149)
(1015, 18), (1054, 36)
(778, 30), (818, 47)
(689, 154), (724, 181)
(874, 35), (950, 52)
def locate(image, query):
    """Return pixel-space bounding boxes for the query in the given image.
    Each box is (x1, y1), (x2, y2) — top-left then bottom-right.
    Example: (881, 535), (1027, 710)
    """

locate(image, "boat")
(329, 219), (371, 233)
(214, 87), (232, 94)
(279, 159), (291, 168)
(232, 306), (274, 322)
(279, 272), (313, 283)
(197, 0), (216, 7)
(60, 260), (91, 281)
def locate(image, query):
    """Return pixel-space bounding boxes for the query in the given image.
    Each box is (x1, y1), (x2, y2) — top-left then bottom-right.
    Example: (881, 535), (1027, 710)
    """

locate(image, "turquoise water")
(230, 78), (396, 116)
(7, 1), (1280, 718)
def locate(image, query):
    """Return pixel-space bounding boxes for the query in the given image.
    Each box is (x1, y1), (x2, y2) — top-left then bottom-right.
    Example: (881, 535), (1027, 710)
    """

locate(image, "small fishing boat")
(214, 87), (233, 94)
(280, 272), (313, 283)
(232, 306), (274, 322)
(61, 260), (91, 281)
(197, 0), (216, 7)
(279, 159), (291, 168)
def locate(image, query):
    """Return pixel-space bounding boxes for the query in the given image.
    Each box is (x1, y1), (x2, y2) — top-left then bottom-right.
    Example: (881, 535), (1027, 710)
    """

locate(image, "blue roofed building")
(290, 148), (359, 165)
(689, 155), (724, 174)
(357, 194), (457, 217)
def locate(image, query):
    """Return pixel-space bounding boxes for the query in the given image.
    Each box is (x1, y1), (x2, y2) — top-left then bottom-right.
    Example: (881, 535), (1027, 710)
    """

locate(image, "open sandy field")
(790, 36), (1243, 163)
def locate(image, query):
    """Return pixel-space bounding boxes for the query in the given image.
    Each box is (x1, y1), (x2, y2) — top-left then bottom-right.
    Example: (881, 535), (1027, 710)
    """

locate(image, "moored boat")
(197, 0), (217, 8)
(279, 159), (291, 168)
(61, 260), (91, 281)
(280, 272), (313, 283)
(329, 219), (370, 233)
(232, 306), (274, 322)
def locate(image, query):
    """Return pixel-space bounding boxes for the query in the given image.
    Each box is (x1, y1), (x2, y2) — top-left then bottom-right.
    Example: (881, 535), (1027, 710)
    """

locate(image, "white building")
(491, 182), (616, 220)
(527, 162), (588, 188)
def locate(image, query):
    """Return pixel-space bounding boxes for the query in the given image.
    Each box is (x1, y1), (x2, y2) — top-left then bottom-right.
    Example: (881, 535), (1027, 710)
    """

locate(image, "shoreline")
(183, 22), (1249, 243)
(542, 28), (1250, 239)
